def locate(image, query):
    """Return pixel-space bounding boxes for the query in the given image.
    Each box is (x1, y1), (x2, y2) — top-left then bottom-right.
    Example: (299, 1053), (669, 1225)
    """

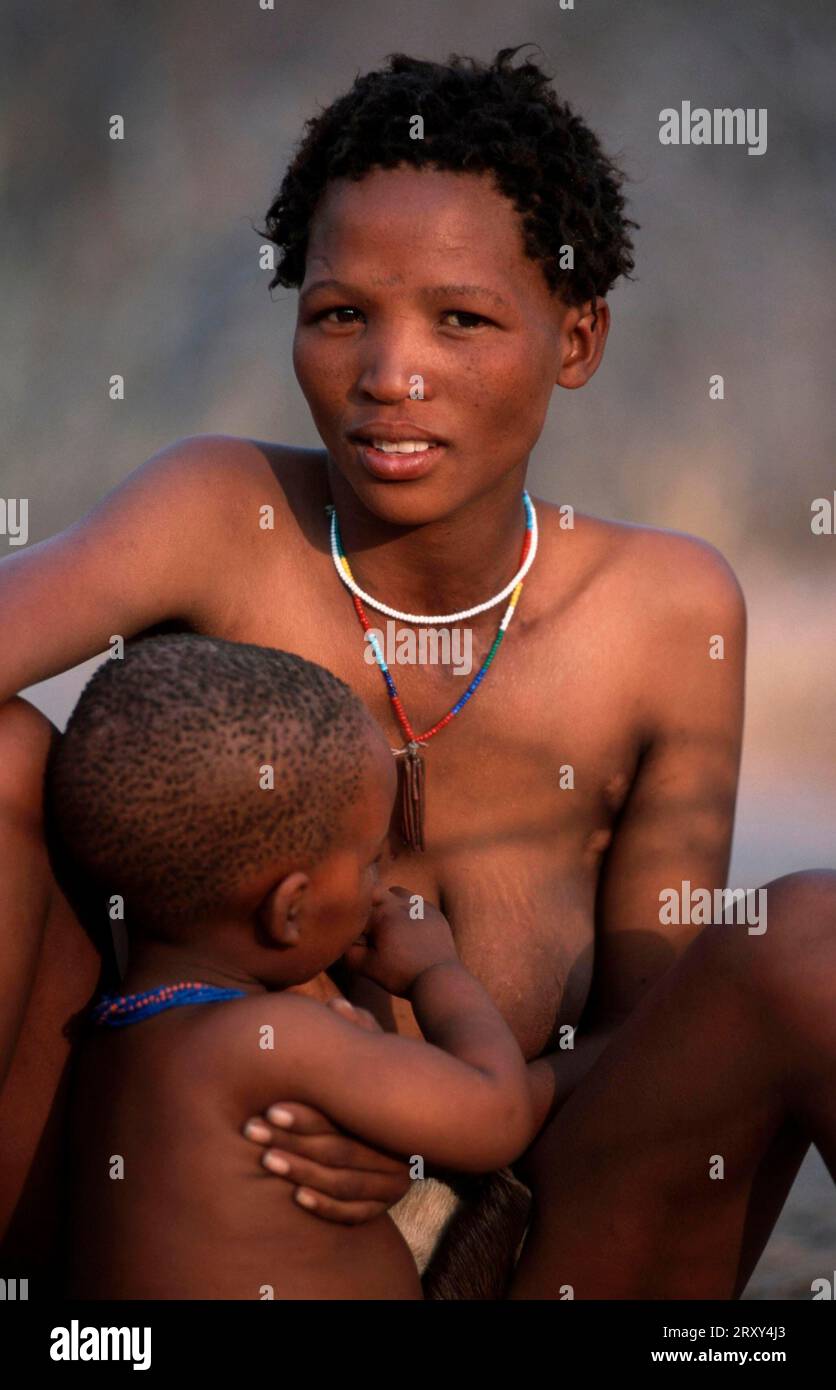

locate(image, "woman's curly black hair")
(258, 45), (638, 313)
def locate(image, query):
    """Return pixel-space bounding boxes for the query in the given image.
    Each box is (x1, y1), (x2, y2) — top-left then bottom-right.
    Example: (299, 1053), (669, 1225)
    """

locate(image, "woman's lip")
(351, 439), (446, 481)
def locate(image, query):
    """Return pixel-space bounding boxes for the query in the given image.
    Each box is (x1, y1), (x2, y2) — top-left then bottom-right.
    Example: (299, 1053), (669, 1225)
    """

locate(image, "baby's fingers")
(326, 998), (382, 1033)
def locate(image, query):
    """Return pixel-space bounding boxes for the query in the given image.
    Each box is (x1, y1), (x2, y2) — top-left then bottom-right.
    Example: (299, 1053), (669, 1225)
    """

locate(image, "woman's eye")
(314, 307), (490, 330)
(316, 306), (363, 325)
(443, 310), (490, 329)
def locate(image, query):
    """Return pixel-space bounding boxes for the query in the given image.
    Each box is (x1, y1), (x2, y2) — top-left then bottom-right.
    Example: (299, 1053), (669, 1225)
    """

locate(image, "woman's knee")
(733, 870), (836, 1047)
(758, 869), (836, 955)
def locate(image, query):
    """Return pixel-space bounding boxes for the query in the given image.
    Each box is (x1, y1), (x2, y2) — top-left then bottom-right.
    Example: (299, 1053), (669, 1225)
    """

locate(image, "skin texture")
(1, 165), (835, 1297)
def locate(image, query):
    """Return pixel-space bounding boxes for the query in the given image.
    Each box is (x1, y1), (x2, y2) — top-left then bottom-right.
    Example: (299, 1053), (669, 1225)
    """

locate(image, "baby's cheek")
(360, 877), (378, 921)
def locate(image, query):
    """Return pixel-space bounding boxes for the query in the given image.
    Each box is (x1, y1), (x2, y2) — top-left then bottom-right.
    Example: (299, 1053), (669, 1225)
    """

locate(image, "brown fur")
(390, 1169), (532, 1300)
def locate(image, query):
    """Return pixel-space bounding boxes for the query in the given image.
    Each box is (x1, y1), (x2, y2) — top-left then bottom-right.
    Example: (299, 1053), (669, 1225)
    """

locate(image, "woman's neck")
(325, 461), (532, 620)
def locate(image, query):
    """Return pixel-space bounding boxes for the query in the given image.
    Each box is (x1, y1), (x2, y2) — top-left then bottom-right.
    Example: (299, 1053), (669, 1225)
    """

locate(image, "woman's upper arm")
(0, 434), (244, 702)
(588, 532), (746, 1022)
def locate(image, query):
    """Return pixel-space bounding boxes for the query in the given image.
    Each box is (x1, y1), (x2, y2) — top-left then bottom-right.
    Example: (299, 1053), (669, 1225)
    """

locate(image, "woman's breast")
(439, 847), (596, 1058)
(351, 840), (597, 1061)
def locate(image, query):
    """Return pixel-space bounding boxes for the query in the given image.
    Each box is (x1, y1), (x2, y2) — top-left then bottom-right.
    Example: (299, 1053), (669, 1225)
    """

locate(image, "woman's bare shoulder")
(140, 434), (332, 574)
(535, 499), (745, 620)
(599, 515), (744, 608)
(161, 433), (327, 505)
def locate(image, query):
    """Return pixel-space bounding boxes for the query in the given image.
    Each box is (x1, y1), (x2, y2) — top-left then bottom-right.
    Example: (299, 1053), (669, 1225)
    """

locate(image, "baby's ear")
(257, 871), (309, 946)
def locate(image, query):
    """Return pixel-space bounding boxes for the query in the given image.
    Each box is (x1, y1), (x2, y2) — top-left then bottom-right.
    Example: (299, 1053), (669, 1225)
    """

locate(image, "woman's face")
(293, 164), (597, 525)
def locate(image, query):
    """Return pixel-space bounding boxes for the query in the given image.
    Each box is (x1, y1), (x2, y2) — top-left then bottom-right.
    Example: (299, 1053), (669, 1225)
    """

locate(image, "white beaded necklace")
(326, 490), (539, 625)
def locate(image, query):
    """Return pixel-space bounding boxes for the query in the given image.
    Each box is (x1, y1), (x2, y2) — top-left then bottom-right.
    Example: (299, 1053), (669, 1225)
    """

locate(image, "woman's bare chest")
(186, 527), (640, 1055)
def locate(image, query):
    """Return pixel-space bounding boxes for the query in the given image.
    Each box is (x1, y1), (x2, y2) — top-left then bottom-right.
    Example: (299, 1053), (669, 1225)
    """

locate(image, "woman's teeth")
(369, 440), (435, 453)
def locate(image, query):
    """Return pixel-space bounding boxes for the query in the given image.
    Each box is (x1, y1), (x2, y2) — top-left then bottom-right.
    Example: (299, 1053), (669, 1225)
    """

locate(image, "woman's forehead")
(309, 166), (515, 239)
(305, 168), (542, 294)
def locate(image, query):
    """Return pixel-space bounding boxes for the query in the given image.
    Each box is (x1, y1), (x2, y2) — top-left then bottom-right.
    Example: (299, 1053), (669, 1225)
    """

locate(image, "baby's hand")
(343, 885), (458, 997)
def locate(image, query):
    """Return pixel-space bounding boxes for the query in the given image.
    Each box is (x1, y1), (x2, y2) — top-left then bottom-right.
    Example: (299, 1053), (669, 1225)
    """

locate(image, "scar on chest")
(602, 770), (630, 806)
(584, 826), (613, 856)
(584, 773), (631, 854)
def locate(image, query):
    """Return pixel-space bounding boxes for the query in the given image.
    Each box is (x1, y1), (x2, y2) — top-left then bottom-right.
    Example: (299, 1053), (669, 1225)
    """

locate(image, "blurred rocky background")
(2, 0), (834, 1297)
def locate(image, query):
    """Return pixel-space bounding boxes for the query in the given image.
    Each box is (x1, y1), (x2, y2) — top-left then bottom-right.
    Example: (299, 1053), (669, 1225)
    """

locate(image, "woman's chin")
(328, 453), (463, 526)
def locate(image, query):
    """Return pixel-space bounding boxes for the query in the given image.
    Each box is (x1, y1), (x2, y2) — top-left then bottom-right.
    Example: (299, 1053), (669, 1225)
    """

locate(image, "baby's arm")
(237, 982), (532, 1173)
(225, 892), (535, 1172)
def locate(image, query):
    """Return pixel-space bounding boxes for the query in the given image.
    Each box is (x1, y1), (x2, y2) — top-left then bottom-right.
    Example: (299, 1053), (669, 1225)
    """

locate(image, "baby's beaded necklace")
(327, 491), (537, 851)
(90, 981), (247, 1028)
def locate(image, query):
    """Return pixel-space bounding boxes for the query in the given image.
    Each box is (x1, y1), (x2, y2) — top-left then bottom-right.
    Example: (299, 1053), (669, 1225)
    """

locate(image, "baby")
(44, 632), (535, 1299)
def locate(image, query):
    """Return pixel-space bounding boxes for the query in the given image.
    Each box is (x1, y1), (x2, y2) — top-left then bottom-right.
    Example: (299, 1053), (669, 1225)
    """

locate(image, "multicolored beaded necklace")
(327, 491), (537, 852)
(90, 981), (247, 1028)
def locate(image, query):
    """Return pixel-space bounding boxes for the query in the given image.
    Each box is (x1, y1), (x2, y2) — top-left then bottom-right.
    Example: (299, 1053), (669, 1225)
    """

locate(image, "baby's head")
(43, 633), (396, 986)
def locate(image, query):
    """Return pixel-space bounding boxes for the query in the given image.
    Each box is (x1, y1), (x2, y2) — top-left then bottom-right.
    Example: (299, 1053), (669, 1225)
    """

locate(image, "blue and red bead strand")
(90, 981), (247, 1028)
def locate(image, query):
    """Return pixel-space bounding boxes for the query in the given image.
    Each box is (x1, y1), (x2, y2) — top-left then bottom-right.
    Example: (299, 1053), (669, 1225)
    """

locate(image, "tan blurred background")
(2, 0), (834, 1297)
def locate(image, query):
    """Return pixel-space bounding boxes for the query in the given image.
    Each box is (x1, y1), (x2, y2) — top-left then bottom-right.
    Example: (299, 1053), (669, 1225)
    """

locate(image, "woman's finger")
(244, 1118), (408, 1174)
(243, 1101), (340, 1138)
(291, 1192), (391, 1225)
(261, 1148), (410, 1206)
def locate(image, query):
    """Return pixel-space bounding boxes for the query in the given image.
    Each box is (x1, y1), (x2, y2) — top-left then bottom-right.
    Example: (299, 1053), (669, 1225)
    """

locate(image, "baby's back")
(65, 1005), (421, 1300)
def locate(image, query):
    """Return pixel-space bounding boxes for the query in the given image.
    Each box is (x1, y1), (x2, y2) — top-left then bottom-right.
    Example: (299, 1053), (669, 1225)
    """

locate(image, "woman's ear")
(556, 298), (610, 390)
(257, 871), (310, 946)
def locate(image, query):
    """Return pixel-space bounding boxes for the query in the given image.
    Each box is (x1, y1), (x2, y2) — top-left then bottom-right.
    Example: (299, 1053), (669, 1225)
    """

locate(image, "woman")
(1, 48), (834, 1299)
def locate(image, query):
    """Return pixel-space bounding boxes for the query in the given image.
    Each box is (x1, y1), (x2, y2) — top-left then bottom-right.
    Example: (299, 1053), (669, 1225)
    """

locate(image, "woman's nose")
(356, 328), (429, 400)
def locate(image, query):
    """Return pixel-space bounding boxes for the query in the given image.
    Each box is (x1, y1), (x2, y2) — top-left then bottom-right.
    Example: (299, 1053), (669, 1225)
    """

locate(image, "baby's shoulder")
(176, 990), (349, 1113)
(179, 989), (337, 1069)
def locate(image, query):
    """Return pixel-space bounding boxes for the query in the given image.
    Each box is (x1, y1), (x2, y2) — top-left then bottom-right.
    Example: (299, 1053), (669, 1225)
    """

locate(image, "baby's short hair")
(43, 634), (376, 940)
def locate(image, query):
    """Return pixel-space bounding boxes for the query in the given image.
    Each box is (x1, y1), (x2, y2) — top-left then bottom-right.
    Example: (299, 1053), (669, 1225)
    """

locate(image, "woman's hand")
(242, 997), (411, 1223)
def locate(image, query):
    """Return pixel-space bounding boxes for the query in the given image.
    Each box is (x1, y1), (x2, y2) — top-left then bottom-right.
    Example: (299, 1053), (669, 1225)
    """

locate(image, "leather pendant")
(396, 741), (426, 852)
